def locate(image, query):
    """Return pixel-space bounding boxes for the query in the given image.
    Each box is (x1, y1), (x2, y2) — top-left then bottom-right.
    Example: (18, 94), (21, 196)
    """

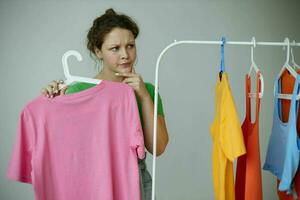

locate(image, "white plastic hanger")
(58, 50), (102, 90)
(247, 37), (264, 98)
(275, 38), (300, 100)
(291, 40), (300, 70)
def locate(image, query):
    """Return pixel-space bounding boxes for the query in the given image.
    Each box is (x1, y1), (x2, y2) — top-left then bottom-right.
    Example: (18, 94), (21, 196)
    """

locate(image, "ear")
(94, 47), (103, 59)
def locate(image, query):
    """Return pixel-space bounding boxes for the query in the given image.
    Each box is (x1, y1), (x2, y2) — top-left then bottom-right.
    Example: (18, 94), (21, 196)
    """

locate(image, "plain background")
(1, 0), (300, 199)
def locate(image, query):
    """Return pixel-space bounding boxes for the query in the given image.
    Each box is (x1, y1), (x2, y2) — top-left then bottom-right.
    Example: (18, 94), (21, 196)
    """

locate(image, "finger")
(48, 82), (57, 94)
(57, 83), (67, 90)
(46, 85), (55, 98)
(131, 66), (136, 74)
(127, 82), (137, 89)
(41, 88), (49, 96)
(50, 80), (60, 93)
(115, 72), (136, 77)
(60, 85), (68, 95)
(122, 77), (139, 84)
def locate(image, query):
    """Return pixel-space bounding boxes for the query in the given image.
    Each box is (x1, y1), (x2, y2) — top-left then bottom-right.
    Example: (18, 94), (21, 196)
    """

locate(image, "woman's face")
(95, 28), (136, 74)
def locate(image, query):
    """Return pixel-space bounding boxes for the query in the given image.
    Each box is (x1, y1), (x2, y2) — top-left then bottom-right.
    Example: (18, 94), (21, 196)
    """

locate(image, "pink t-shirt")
(6, 80), (145, 200)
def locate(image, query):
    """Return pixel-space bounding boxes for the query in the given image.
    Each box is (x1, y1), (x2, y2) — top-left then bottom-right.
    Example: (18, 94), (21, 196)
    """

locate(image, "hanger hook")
(219, 37), (226, 81)
(251, 37), (256, 64)
(252, 36), (256, 48)
(220, 37), (226, 72)
(62, 50), (83, 79)
(284, 37), (290, 64)
(291, 40), (296, 63)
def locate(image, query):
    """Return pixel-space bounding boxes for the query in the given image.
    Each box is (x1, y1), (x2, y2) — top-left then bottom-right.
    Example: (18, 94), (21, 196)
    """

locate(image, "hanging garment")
(6, 80), (145, 200)
(65, 81), (165, 200)
(276, 70), (300, 200)
(235, 72), (263, 200)
(211, 72), (246, 200)
(263, 74), (300, 196)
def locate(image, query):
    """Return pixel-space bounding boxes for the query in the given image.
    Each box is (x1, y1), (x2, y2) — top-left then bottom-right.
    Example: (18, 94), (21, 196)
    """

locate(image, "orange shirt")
(235, 72), (263, 200)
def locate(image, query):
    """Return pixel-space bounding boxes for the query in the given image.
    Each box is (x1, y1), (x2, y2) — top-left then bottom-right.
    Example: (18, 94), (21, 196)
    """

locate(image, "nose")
(120, 48), (129, 60)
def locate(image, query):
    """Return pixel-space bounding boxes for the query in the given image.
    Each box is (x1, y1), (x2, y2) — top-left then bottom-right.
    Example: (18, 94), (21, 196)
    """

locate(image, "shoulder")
(19, 94), (49, 119)
(144, 82), (162, 98)
(23, 96), (43, 113)
(145, 82), (154, 88)
(144, 82), (155, 94)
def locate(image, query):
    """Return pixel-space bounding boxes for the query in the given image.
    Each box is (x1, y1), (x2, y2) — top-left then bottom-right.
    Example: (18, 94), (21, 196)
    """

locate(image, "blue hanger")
(219, 37), (226, 81)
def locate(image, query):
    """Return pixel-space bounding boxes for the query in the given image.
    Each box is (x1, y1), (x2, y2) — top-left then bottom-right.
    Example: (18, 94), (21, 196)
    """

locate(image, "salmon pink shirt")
(6, 80), (145, 200)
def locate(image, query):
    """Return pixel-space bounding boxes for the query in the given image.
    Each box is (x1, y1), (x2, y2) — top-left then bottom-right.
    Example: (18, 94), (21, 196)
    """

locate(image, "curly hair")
(87, 8), (139, 54)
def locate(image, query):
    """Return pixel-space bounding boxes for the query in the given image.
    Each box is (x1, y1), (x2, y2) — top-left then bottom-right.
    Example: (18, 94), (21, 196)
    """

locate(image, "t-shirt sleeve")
(6, 107), (34, 184)
(127, 87), (145, 160)
(219, 88), (246, 162)
(146, 83), (165, 117)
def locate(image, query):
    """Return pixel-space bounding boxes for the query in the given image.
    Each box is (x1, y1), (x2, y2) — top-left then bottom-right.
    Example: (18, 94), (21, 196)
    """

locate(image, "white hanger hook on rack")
(291, 40), (296, 64)
(291, 40), (300, 69)
(275, 37), (300, 100)
(248, 37), (264, 99)
(251, 36), (256, 64)
(284, 37), (290, 65)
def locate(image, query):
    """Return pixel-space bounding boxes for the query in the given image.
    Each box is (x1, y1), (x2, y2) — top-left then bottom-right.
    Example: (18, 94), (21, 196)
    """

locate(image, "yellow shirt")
(210, 73), (246, 200)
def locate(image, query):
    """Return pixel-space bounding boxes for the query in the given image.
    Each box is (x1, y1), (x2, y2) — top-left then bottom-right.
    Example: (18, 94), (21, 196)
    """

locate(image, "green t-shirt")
(65, 81), (165, 129)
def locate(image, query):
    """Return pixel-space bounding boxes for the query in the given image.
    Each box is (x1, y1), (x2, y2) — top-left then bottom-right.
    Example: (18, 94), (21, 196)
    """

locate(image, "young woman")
(41, 8), (169, 200)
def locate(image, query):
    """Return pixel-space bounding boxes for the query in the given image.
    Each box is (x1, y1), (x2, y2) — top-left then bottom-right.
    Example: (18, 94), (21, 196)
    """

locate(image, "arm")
(140, 93), (169, 156)
(118, 67), (169, 157)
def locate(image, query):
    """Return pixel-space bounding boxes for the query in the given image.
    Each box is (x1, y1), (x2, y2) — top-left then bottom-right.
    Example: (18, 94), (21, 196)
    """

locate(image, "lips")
(119, 63), (131, 68)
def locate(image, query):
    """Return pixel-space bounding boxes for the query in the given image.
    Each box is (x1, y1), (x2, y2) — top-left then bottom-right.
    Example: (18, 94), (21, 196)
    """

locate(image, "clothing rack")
(151, 38), (300, 200)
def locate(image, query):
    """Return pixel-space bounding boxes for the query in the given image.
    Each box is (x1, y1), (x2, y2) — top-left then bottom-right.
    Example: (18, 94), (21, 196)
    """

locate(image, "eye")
(110, 47), (119, 52)
(127, 44), (135, 49)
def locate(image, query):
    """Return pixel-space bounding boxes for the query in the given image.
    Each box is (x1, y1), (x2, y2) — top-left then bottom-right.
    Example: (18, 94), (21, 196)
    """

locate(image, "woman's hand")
(117, 67), (169, 155)
(41, 80), (68, 98)
(116, 67), (150, 101)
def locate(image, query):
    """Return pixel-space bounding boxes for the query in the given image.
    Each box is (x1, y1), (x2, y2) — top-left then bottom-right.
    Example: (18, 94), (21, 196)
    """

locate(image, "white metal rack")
(151, 38), (300, 200)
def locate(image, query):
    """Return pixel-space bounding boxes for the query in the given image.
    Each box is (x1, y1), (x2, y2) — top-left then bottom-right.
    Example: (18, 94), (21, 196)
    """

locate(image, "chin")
(118, 67), (132, 73)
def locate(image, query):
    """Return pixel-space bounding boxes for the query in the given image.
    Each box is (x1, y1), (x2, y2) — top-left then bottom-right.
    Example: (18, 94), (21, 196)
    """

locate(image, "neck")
(93, 68), (124, 82)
